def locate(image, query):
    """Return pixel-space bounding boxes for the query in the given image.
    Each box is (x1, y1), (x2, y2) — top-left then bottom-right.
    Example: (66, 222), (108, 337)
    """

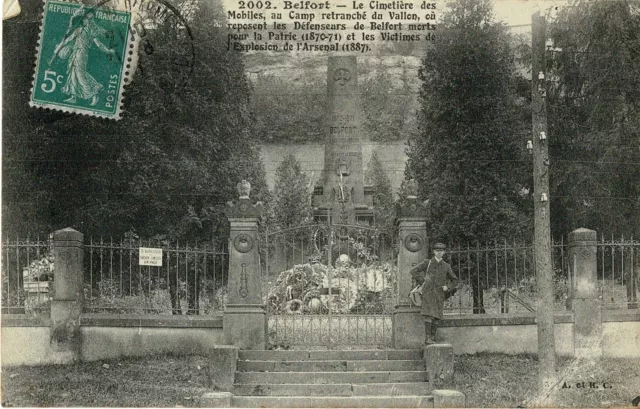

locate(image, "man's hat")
(433, 242), (446, 250)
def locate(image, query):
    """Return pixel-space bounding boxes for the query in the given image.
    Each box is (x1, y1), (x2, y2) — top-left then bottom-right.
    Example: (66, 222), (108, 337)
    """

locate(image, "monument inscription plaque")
(314, 55), (373, 224)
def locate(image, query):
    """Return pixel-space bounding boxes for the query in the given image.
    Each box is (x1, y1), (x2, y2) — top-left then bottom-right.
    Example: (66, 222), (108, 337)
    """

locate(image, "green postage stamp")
(30, 1), (139, 119)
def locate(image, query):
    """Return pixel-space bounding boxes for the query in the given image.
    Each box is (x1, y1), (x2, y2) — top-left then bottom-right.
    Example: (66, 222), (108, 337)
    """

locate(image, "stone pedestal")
(392, 192), (429, 349)
(50, 228), (84, 361)
(432, 390), (465, 408)
(568, 228), (601, 357)
(224, 182), (267, 350)
(223, 305), (267, 350)
(208, 345), (238, 391)
(424, 344), (454, 387)
(393, 306), (425, 349)
(200, 392), (232, 408)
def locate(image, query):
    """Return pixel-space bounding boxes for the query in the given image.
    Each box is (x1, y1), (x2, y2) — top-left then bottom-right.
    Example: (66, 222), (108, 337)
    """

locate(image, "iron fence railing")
(1, 235), (53, 315)
(268, 314), (393, 348)
(83, 237), (228, 315)
(444, 235), (640, 315)
(2, 231), (636, 318)
(443, 238), (568, 315)
(597, 235), (638, 309)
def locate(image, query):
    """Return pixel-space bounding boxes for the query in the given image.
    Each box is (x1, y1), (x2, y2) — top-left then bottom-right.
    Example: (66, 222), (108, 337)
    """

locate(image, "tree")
(265, 154), (312, 271)
(251, 74), (326, 143)
(2, 0), (61, 237)
(2, 0), (268, 242)
(406, 0), (531, 244)
(547, 0), (640, 238)
(2, 0), (268, 314)
(270, 154), (312, 229)
(360, 70), (416, 142)
(366, 151), (395, 236)
(250, 60), (418, 144)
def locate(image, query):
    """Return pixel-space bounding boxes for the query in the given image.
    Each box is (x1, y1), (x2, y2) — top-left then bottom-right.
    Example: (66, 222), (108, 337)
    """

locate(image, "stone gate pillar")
(223, 180), (267, 350)
(51, 227), (84, 362)
(567, 228), (601, 357)
(393, 182), (429, 349)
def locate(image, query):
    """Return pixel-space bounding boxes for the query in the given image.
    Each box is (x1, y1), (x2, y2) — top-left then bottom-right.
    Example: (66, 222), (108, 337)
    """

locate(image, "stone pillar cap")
(568, 228), (597, 242)
(53, 227), (84, 242)
(202, 392), (233, 397)
(225, 198), (263, 219)
(432, 390), (465, 397)
(425, 343), (454, 349)
(209, 345), (239, 351)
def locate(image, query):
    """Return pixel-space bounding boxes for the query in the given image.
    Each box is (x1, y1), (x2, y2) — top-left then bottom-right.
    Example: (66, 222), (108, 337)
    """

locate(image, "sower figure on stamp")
(410, 242), (458, 345)
(49, 6), (116, 106)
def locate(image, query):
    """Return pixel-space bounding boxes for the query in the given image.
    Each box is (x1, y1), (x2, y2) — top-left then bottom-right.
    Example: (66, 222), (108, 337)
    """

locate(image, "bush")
(83, 279), (227, 315)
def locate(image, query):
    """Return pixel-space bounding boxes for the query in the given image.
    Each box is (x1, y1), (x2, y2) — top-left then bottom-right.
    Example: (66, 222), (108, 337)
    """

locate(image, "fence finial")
(404, 179), (418, 199)
(237, 180), (251, 199)
(227, 180), (262, 220)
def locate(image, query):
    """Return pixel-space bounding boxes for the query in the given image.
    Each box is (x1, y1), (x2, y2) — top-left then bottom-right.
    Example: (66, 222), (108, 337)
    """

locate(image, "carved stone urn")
(405, 179), (418, 199)
(237, 180), (251, 199)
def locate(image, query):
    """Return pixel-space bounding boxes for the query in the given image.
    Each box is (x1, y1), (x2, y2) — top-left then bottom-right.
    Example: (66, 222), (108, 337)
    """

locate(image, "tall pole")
(327, 209), (333, 349)
(532, 11), (556, 396)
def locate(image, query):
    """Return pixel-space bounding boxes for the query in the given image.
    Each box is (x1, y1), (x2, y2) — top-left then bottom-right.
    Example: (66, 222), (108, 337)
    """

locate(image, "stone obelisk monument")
(313, 55), (373, 224)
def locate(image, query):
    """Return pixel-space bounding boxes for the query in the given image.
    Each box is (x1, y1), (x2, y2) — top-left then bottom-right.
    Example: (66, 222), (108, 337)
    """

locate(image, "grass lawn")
(451, 353), (639, 408)
(1, 354), (212, 407)
(2, 353), (638, 407)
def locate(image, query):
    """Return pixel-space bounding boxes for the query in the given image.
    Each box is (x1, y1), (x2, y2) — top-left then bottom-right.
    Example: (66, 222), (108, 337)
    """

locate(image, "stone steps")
(231, 395), (435, 408)
(233, 382), (433, 396)
(237, 359), (425, 372)
(231, 349), (432, 408)
(238, 349), (423, 361)
(236, 370), (428, 384)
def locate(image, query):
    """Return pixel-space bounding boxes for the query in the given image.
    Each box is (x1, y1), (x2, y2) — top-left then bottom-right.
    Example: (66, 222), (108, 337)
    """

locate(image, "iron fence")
(597, 235), (639, 309)
(83, 237), (228, 315)
(443, 238), (568, 315)
(268, 314), (393, 348)
(1, 235), (53, 315)
(3, 231), (636, 319)
(444, 235), (640, 315)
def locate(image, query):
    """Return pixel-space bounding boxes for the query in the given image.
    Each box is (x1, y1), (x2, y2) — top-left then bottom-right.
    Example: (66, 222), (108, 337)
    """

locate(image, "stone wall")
(3, 312), (638, 366)
(81, 326), (224, 361)
(438, 312), (640, 358)
(439, 315), (575, 357)
(260, 141), (408, 194)
(1, 318), (54, 366)
(601, 312), (640, 358)
(1, 315), (224, 366)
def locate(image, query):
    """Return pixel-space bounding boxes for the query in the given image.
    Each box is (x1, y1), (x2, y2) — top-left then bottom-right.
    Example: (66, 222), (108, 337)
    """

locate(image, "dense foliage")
(365, 152), (395, 236)
(406, 0), (532, 243)
(2, 0), (267, 242)
(268, 154), (313, 229)
(547, 0), (640, 237)
(360, 70), (417, 142)
(251, 75), (325, 143)
(250, 67), (416, 143)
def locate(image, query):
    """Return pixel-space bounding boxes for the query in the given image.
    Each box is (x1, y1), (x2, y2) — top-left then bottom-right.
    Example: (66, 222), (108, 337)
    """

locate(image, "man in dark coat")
(410, 242), (458, 345)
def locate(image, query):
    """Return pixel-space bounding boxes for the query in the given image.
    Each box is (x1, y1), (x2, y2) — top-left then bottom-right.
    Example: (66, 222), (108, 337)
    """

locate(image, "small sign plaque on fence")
(139, 248), (163, 266)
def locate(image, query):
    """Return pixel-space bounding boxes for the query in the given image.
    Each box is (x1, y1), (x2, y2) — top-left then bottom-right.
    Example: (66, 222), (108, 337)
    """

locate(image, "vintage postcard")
(2, 0), (638, 407)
